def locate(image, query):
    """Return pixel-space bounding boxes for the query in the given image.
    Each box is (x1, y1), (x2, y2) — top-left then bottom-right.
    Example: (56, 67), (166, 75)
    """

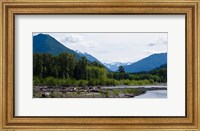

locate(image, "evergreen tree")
(118, 66), (125, 73)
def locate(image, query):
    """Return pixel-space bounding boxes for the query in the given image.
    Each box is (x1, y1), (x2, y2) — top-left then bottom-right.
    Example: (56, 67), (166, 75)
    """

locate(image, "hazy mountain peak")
(103, 62), (131, 72)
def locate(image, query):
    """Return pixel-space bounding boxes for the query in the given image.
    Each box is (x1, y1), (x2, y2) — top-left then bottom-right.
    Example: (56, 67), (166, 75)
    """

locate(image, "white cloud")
(145, 37), (167, 56)
(157, 38), (167, 45)
(61, 34), (83, 43)
(143, 49), (165, 55)
(147, 37), (167, 46)
(42, 32), (168, 63)
(60, 34), (100, 53)
(148, 43), (156, 46)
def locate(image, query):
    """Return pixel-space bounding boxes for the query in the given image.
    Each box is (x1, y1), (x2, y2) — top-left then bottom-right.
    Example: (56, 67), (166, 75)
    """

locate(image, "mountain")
(33, 34), (80, 59)
(124, 53), (167, 73)
(33, 34), (166, 73)
(76, 50), (102, 64)
(33, 34), (103, 64)
(77, 51), (111, 71)
(103, 62), (131, 72)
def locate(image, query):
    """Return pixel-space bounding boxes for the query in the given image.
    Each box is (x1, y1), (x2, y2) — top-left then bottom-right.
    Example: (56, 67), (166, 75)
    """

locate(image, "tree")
(33, 54), (44, 77)
(42, 54), (54, 77)
(80, 56), (88, 80)
(118, 66), (125, 73)
(74, 56), (88, 80)
(58, 53), (76, 79)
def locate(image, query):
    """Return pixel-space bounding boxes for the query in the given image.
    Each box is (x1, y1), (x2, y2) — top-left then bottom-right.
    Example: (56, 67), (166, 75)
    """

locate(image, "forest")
(33, 52), (167, 87)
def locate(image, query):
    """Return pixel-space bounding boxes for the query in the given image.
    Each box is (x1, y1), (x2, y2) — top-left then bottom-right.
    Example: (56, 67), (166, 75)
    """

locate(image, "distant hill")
(124, 53), (167, 73)
(33, 34), (80, 59)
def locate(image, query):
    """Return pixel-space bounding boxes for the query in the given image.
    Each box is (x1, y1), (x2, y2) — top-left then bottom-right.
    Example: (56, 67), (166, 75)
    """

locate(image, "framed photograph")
(33, 32), (167, 99)
(0, 0), (199, 130)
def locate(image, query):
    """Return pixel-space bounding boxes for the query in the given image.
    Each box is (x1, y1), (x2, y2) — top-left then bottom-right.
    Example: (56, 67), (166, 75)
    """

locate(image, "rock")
(45, 92), (50, 96)
(41, 92), (50, 98)
(124, 94), (134, 97)
(42, 94), (46, 98)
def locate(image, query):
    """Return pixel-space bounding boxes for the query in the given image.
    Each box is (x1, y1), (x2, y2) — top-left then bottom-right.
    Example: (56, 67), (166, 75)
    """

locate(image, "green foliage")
(122, 88), (146, 96)
(113, 89), (119, 97)
(78, 80), (88, 87)
(105, 90), (110, 97)
(87, 66), (107, 80)
(33, 53), (167, 87)
(58, 53), (76, 79)
(45, 76), (56, 86)
(33, 76), (42, 86)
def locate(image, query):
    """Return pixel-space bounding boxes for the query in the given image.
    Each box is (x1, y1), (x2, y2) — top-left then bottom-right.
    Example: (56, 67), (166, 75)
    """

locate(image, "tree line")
(33, 53), (167, 86)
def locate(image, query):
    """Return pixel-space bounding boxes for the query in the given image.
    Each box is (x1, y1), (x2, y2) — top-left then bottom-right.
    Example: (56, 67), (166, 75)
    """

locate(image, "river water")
(134, 90), (167, 98)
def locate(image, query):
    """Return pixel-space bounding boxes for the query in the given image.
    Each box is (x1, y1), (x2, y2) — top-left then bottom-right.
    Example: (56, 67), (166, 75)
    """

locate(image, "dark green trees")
(33, 53), (167, 86)
(33, 54), (54, 78)
(33, 52), (107, 82)
(33, 54), (43, 77)
(74, 56), (88, 80)
(118, 66), (125, 73)
(58, 53), (76, 79)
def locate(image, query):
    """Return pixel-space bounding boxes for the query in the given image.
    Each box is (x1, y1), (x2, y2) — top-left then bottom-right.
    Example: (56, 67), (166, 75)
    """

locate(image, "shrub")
(113, 89), (119, 97)
(88, 79), (96, 86)
(45, 76), (55, 86)
(105, 90), (110, 97)
(33, 76), (41, 86)
(78, 80), (88, 87)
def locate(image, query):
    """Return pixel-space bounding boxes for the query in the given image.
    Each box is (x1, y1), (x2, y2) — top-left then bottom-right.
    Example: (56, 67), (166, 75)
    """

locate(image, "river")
(134, 90), (167, 98)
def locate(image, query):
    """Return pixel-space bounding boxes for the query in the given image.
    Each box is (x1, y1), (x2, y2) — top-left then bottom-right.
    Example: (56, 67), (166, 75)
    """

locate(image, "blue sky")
(33, 32), (167, 63)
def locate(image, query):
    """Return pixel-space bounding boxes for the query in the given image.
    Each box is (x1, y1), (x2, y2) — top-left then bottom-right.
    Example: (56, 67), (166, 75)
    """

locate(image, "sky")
(33, 32), (167, 63)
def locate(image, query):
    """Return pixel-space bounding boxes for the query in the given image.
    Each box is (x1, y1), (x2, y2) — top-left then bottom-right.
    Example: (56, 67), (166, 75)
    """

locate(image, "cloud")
(144, 50), (156, 55)
(47, 32), (168, 63)
(144, 38), (167, 55)
(147, 38), (167, 47)
(157, 38), (167, 45)
(143, 49), (167, 56)
(148, 43), (156, 46)
(61, 34), (83, 43)
(60, 34), (100, 53)
(162, 40), (167, 45)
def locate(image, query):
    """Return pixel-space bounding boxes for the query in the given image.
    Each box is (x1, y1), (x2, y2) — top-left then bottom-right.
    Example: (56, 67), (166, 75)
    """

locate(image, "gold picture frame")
(0, 0), (199, 130)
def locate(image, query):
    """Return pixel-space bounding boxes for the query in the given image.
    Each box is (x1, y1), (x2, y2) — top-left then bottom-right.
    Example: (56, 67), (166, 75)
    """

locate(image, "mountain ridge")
(124, 53), (167, 73)
(76, 50), (102, 64)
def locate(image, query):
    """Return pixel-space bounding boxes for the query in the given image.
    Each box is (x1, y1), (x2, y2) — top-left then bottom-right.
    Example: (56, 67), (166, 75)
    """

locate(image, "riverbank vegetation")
(33, 53), (167, 87)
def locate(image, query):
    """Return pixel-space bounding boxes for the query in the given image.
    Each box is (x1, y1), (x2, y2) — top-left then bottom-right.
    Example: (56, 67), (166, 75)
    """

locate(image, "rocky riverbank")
(33, 85), (167, 98)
